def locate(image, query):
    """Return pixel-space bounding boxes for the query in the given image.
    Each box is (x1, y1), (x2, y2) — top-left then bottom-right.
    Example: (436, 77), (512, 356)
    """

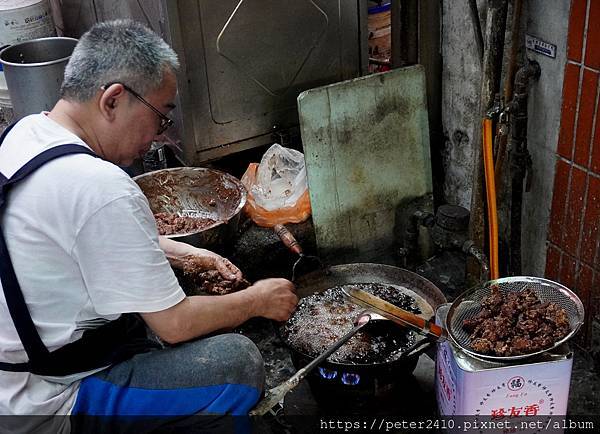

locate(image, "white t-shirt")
(0, 114), (186, 415)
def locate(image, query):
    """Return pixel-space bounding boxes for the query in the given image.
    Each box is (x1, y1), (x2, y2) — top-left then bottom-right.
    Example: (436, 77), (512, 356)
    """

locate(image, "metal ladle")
(249, 311), (383, 416)
(273, 224), (323, 282)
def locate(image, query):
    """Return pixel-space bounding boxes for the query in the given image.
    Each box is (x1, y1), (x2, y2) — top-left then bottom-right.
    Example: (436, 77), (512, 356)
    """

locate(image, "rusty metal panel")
(298, 65), (433, 264)
(167, 0), (364, 163)
(58, 0), (366, 164)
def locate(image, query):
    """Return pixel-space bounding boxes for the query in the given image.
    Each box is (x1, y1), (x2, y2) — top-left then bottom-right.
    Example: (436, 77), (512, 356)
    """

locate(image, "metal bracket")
(486, 94), (503, 119)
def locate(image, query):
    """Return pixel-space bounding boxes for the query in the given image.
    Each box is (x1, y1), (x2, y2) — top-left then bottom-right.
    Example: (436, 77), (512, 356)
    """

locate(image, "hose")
(483, 118), (499, 279)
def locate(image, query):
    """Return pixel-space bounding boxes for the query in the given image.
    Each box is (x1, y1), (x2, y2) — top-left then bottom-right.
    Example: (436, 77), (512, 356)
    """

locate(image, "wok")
(281, 263), (446, 403)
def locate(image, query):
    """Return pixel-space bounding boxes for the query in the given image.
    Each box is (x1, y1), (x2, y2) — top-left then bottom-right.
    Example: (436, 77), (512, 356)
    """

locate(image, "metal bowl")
(134, 167), (247, 250)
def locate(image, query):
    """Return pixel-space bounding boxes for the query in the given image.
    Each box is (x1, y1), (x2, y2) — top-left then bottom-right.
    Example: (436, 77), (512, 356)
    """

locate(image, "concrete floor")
(568, 323), (600, 415)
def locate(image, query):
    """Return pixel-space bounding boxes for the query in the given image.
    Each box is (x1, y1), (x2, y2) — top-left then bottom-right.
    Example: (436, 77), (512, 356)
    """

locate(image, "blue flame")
(318, 367), (338, 380)
(341, 372), (361, 386)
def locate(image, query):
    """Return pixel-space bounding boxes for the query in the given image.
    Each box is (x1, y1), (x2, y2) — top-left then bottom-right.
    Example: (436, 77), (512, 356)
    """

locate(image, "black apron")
(0, 123), (160, 376)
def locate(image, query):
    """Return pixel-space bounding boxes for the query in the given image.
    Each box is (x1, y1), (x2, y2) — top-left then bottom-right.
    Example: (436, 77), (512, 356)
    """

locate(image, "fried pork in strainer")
(447, 276), (585, 361)
(463, 286), (570, 357)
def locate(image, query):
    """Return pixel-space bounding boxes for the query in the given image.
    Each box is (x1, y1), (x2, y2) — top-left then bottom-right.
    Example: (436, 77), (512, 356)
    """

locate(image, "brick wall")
(547, 0), (600, 346)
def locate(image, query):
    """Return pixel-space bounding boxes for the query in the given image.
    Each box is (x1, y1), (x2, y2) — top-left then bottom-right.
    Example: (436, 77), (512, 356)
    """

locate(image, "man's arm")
(141, 278), (297, 344)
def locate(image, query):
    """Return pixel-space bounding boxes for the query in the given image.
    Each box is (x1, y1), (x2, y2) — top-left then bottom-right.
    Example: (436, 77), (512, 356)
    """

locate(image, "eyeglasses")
(103, 82), (174, 135)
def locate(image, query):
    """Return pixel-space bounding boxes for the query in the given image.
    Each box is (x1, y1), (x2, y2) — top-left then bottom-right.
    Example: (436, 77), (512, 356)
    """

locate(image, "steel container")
(133, 167), (247, 253)
(0, 37), (77, 119)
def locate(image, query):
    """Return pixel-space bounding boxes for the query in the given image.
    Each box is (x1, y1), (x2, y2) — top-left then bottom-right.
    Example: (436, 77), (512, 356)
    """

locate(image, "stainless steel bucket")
(0, 37), (78, 119)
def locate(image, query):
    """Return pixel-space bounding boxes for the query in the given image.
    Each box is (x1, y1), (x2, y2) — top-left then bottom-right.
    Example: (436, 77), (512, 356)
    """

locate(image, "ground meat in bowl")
(154, 212), (216, 235)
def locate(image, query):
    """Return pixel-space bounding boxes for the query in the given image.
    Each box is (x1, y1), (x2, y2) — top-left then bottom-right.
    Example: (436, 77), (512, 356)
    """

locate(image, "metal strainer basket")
(446, 276), (585, 361)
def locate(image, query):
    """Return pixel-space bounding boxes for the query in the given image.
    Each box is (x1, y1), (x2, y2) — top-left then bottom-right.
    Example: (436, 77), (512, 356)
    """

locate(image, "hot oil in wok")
(281, 283), (421, 364)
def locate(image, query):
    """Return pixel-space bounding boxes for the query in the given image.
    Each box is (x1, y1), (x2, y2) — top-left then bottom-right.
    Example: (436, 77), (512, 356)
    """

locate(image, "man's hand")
(159, 236), (242, 281)
(245, 278), (298, 321)
(181, 248), (242, 282)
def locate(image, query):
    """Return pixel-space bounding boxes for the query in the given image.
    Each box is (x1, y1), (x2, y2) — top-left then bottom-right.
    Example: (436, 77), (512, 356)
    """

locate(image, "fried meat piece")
(463, 286), (571, 357)
(463, 308), (492, 332)
(471, 338), (494, 354)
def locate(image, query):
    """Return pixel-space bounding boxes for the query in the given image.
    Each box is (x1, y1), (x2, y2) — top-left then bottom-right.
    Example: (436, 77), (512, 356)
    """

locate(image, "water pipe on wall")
(467, 0), (508, 283)
(506, 59), (541, 275)
(495, 0), (523, 188)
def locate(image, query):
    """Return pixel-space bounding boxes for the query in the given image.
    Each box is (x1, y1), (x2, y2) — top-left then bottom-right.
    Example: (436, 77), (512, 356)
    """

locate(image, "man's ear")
(98, 83), (126, 120)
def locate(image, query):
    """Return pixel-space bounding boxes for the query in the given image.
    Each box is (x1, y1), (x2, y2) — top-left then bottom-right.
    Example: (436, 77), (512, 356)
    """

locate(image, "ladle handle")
(274, 224), (303, 256)
(343, 287), (448, 341)
(249, 377), (301, 417)
(249, 320), (369, 416)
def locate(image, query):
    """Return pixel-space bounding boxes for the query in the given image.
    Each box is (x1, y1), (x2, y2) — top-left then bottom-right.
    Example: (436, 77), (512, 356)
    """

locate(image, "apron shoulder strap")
(0, 143), (100, 366)
(7, 145), (98, 185)
(0, 122), (17, 145)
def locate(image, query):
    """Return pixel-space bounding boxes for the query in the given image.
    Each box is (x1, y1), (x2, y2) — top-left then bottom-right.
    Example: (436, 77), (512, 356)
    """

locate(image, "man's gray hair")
(61, 19), (179, 102)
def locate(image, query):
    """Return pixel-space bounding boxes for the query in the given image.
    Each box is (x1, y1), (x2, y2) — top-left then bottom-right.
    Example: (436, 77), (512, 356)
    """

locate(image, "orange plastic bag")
(241, 163), (311, 228)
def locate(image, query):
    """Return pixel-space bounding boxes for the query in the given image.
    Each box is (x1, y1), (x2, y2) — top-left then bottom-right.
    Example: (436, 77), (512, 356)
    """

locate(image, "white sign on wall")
(525, 34), (557, 59)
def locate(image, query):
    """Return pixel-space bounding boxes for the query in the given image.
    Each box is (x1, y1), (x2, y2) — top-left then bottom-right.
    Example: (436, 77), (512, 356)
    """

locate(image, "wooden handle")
(250, 380), (298, 416)
(273, 224), (303, 255)
(427, 322), (446, 339)
(386, 311), (446, 340)
(344, 287), (448, 341)
(385, 309), (426, 331)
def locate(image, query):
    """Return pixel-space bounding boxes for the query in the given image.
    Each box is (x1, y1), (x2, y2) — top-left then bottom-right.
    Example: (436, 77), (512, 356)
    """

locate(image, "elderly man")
(0, 18), (297, 423)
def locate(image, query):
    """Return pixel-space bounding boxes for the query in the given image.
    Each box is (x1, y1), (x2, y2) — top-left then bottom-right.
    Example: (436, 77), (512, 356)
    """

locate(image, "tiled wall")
(547, 0), (600, 346)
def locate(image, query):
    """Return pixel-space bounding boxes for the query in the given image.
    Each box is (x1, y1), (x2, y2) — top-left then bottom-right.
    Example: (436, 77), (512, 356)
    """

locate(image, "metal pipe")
(495, 0), (523, 187)
(467, 0), (484, 63)
(403, 210), (435, 268)
(460, 240), (491, 282)
(503, 0), (523, 103)
(467, 0), (508, 284)
(391, 0), (419, 67)
(509, 60), (541, 275)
